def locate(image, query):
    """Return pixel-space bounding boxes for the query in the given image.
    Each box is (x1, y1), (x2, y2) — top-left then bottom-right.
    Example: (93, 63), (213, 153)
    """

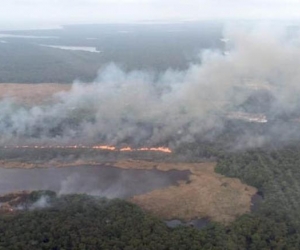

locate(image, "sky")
(0, 0), (300, 30)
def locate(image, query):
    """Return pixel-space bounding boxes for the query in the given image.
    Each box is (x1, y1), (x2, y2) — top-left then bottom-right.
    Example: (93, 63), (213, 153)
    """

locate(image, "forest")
(2, 21), (300, 249)
(0, 22), (223, 83)
(2, 141), (300, 249)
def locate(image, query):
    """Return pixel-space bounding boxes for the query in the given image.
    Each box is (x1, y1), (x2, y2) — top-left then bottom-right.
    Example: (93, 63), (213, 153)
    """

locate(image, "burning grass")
(0, 191), (31, 213)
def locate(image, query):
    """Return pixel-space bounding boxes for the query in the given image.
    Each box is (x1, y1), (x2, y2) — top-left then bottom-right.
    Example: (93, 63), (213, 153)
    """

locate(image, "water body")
(0, 165), (190, 199)
(0, 34), (59, 39)
(166, 193), (263, 230)
(165, 218), (210, 230)
(40, 44), (101, 53)
(251, 193), (264, 212)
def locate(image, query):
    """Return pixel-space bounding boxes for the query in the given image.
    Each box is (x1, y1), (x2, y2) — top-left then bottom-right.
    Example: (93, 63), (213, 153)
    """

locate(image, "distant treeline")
(0, 22), (223, 83)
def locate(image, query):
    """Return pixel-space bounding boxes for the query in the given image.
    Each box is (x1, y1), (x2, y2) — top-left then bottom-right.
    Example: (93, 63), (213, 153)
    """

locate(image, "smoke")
(14, 195), (51, 211)
(57, 167), (187, 198)
(29, 195), (51, 209)
(1, 25), (300, 148)
(0, 165), (189, 200)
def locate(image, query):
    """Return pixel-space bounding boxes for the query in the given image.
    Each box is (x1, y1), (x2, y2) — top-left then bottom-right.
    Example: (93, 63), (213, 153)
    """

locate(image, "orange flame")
(92, 145), (116, 151)
(137, 147), (172, 153)
(4, 145), (172, 153)
(120, 147), (132, 152)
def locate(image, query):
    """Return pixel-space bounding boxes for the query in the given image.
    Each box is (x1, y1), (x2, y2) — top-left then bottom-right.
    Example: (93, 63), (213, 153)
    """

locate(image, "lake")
(0, 165), (190, 199)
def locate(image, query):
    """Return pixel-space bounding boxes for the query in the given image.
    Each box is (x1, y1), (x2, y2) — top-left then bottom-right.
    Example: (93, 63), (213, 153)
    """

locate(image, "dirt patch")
(117, 160), (256, 224)
(0, 159), (111, 169)
(0, 83), (71, 105)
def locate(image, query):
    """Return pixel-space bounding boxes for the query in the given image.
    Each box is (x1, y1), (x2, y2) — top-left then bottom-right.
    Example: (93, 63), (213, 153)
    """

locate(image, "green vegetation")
(0, 193), (212, 250)
(3, 134), (300, 248)
(0, 43), (103, 83)
(1, 172), (300, 250)
(3, 129), (300, 248)
(0, 22), (223, 83)
(215, 145), (300, 249)
(2, 22), (300, 249)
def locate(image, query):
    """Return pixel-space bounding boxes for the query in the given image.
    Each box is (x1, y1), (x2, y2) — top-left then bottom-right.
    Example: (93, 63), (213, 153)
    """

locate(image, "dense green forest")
(0, 22), (223, 83)
(215, 145), (300, 249)
(2, 22), (300, 249)
(1, 127), (300, 249)
(2, 120), (300, 248)
(3, 142), (300, 250)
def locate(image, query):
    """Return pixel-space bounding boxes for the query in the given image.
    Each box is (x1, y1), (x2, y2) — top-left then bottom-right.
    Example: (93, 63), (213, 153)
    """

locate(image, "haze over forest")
(1, 23), (300, 150)
(1, 0), (300, 249)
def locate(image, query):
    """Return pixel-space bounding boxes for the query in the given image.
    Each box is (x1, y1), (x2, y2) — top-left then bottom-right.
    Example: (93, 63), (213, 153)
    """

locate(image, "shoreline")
(0, 159), (257, 224)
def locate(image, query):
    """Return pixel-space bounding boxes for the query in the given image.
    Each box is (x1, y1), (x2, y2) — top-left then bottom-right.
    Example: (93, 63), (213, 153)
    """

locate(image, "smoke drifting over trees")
(1, 26), (300, 148)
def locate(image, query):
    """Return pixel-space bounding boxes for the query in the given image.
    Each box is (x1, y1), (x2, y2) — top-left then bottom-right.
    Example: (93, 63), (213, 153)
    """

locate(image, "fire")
(120, 147), (132, 152)
(138, 147), (172, 153)
(3, 145), (172, 153)
(92, 145), (116, 151)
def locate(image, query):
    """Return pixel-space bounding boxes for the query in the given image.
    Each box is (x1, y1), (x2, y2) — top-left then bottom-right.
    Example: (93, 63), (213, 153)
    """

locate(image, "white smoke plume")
(29, 195), (51, 209)
(1, 25), (300, 148)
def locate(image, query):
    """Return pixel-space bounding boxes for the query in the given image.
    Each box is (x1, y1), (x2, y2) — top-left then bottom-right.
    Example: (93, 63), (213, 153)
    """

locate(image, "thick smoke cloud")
(1, 26), (300, 148)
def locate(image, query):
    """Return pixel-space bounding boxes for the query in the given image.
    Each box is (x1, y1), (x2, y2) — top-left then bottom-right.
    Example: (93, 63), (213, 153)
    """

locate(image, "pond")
(165, 218), (210, 230)
(39, 44), (101, 53)
(0, 165), (190, 199)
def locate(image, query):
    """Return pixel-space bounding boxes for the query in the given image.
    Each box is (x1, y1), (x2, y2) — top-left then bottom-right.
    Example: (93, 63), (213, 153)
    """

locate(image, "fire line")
(3, 145), (172, 153)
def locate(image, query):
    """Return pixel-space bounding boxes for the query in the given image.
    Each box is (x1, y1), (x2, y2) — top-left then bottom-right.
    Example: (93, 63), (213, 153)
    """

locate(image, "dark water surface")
(165, 193), (263, 230)
(251, 193), (264, 212)
(0, 165), (190, 198)
(165, 218), (210, 230)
